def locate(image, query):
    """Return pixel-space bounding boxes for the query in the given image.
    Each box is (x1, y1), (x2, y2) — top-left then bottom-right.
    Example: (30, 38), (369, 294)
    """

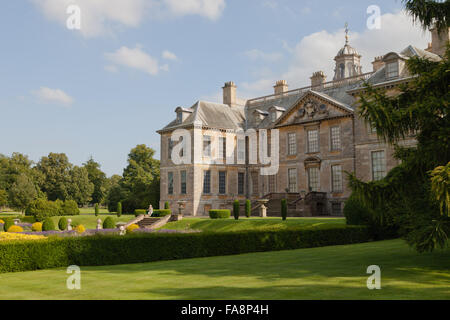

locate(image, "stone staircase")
(137, 217), (161, 228)
(123, 214), (173, 231)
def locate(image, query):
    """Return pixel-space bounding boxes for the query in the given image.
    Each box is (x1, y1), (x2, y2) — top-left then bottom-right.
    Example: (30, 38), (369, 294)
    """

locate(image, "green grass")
(50, 214), (135, 229)
(161, 217), (346, 232)
(0, 239), (448, 300)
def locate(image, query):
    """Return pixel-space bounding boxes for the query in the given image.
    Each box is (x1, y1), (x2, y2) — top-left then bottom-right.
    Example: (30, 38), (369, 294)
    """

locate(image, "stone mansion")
(157, 27), (448, 217)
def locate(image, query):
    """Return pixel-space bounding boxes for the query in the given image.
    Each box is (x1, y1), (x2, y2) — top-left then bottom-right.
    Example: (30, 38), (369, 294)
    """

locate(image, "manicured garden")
(161, 217), (346, 232)
(0, 239), (448, 300)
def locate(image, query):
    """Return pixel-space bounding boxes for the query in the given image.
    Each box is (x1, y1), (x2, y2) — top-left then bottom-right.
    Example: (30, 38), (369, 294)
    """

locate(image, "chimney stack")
(372, 56), (385, 72)
(223, 81), (237, 107)
(274, 80), (288, 95)
(429, 27), (450, 57)
(310, 71), (326, 89)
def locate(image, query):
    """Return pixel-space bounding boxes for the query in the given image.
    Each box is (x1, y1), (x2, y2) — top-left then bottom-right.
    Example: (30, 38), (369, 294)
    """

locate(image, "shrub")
(245, 200), (251, 218)
(126, 224), (139, 233)
(233, 200), (240, 220)
(58, 217), (68, 231)
(0, 219), (4, 224)
(151, 209), (172, 217)
(103, 217), (116, 229)
(31, 222), (42, 232)
(209, 210), (231, 219)
(344, 196), (371, 226)
(3, 219), (14, 232)
(117, 202), (122, 217)
(95, 203), (99, 216)
(281, 199), (287, 221)
(164, 202), (170, 209)
(62, 200), (80, 216)
(42, 218), (56, 231)
(7, 225), (23, 233)
(75, 225), (85, 234)
(0, 225), (370, 273)
(26, 199), (61, 221)
(135, 209), (147, 217)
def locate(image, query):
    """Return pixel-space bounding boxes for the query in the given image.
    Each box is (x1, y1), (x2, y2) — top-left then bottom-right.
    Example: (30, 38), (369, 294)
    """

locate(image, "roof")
(158, 101), (245, 133)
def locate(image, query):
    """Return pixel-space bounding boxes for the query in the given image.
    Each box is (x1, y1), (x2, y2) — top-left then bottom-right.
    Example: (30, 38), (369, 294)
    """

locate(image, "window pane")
(330, 127), (341, 150)
(386, 62), (399, 78)
(288, 133), (297, 155)
(308, 167), (320, 192)
(238, 172), (245, 195)
(332, 165), (343, 192)
(219, 171), (226, 194)
(237, 138), (245, 162)
(168, 139), (173, 160)
(251, 171), (259, 195)
(203, 136), (211, 157)
(371, 151), (386, 181)
(268, 175), (276, 193)
(168, 172), (174, 194)
(180, 171), (186, 194)
(288, 168), (297, 193)
(203, 170), (211, 194)
(307, 130), (319, 153)
(218, 137), (226, 161)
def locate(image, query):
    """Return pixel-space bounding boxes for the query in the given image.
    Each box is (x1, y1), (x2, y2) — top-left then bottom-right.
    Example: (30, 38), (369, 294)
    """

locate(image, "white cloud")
(240, 10), (430, 97)
(104, 65), (119, 73)
(244, 49), (283, 62)
(164, 0), (225, 21)
(105, 45), (160, 76)
(160, 64), (170, 72)
(31, 0), (226, 38)
(32, 87), (74, 106)
(162, 50), (178, 61)
(262, 1), (278, 9)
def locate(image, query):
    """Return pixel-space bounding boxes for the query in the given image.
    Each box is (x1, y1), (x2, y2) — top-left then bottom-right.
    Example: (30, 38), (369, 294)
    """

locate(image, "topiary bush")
(245, 200), (251, 218)
(135, 209), (147, 217)
(3, 218), (14, 232)
(151, 209), (171, 217)
(31, 222), (42, 232)
(164, 202), (170, 209)
(103, 217), (116, 229)
(58, 217), (68, 231)
(117, 202), (122, 217)
(42, 218), (56, 231)
(281, 199), (287, 221)
(126, 224), (139, 233)
(233, 200), (240, 220)
(75, 225), (85, 234)
(61, 200), (80, 216)
(95, 203), (99, 216)
(209, 210), (231, 219)
(7, 225), (23, 233)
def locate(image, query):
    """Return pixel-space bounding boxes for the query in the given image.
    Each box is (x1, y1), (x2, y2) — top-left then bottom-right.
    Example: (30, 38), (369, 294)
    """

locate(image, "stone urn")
(173, 201), (187, 221)
(257, 199), (270, 218)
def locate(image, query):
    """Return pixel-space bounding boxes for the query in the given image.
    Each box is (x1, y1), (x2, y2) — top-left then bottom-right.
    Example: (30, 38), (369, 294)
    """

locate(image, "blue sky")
(0, 0), (430, 176)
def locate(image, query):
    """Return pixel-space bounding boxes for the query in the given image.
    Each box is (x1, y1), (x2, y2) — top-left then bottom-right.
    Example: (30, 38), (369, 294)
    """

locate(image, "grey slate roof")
(158, 101), (245, 132)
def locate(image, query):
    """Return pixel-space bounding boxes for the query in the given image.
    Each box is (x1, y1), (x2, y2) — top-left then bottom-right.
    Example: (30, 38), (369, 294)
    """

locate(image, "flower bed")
(0, 232), (47, 242)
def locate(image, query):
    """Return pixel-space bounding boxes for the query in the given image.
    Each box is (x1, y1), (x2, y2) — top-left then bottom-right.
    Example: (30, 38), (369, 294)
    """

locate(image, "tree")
(348, 1), (450, 252)
(281, 199), (287, 221)
(8, 174), (38, 213)
(430, 162), (450, 217)
(83, 158), (107, 205)
(68, 166), (94, 206)
(120, 145), (160, 213)
(403, 0), (450, 34)
(245, 200), (251, 218)
(233, 200), (240, 220)
(36, 153), (72, 201)
(0, 189), (8, 209)
(106, 175), (124, 213)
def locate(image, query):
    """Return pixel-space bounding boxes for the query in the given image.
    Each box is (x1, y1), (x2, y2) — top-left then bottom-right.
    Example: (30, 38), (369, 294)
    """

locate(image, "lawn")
(49, 214), (135, 229)
(0, 239), (448, 300)
(161, 217), (346, 232)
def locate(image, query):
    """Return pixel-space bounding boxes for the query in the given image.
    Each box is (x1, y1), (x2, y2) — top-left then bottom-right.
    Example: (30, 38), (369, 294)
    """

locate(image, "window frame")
(307, 167), (320, 192)
(180, 170), (187, 195)
(288, 168), (297, 193)
(219, 171), (227, 195)
(168, 172), (174, 195)
(330, 126), (341, 151)
(238, 172), (245, 195)
(203, 170), (211, 194)
(371, 150), (386, 181)
(287, 132), (297, 156)
(331, 165), (343, 193)
(307, 129), (319, 153)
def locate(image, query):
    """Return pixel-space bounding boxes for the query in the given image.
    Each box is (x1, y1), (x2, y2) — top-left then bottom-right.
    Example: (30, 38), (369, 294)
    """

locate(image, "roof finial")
(345, 22), (349, 45)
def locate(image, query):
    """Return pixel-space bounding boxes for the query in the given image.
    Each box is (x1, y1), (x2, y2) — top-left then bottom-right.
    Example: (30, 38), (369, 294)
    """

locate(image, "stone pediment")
(274, 91), (353, 127)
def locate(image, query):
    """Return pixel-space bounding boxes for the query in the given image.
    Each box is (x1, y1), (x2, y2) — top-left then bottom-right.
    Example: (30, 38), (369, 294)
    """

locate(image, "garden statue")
(67, 219), (72, 231)
(148, 204), (153, 216)
(96, 219), (102, 230)
(119, 225), (125, 236)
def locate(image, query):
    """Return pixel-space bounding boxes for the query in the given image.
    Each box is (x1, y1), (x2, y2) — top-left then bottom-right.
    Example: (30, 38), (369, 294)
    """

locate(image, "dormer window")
(177, 112), (183, 124)
(386, 61), (399, 79)
(271, 111), (277, 123)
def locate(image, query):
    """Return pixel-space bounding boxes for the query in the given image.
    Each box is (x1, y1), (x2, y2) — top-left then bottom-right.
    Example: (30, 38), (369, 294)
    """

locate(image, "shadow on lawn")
(85, 240), (450, 298)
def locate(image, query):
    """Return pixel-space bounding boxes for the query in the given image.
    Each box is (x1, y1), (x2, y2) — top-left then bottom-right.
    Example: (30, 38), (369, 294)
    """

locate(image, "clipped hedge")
(25, 199), (79, 221)
(151, 209), (172, 217)
(209, 210), (231, 219)
(0, 225), (370, 273)
(135, 209), (147, 216)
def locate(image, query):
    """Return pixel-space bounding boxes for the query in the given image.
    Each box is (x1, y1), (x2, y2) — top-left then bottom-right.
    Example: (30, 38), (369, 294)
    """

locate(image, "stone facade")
(157, 28), (446, 217)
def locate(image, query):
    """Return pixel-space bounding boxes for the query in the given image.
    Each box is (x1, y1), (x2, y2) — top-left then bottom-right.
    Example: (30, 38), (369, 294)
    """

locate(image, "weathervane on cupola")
(333, 22), (363, 80)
